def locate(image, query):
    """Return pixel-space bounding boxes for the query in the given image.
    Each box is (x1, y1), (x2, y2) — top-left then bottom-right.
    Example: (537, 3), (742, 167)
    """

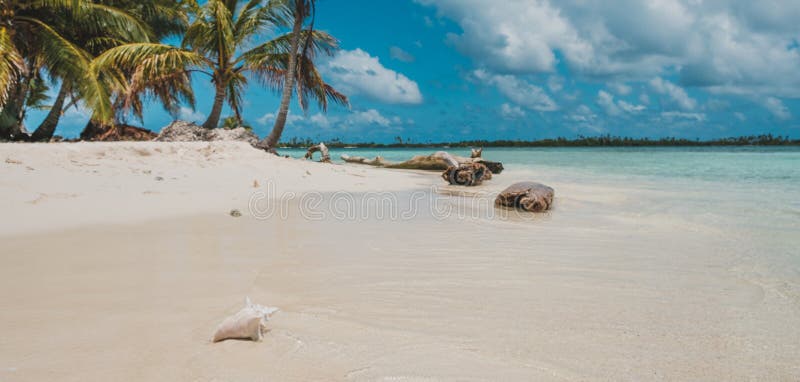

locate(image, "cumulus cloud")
(473, 69), (557, 111)
(347, 109), (392, 126)
(257, 109), (405, 129)
(322, 49), (422, 104)
(649, 77), (697, 111)
(389, 46), (415, 62)
(660, 111), (707, 122)
(565, 104), (605, 133)
(609, 82), (632, 96)
(547, 76), (564, 92)
(256, 112), (304, 126)
(596, 90), (645, 116)
(500, 103), (526, 119)
(177, 107), (206, 123)
(308, 113), (331, 128)
(596, 90), (621, 116)
(416, 0), (800, 97)
(764, 97), (791, 120)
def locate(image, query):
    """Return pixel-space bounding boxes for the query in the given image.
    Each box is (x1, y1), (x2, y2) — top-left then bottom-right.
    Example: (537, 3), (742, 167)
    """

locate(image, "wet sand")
(1, 142), (799, 381)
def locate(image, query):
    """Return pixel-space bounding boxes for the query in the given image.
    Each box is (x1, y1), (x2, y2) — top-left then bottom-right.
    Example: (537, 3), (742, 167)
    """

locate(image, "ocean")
(282, 146), (800, 303)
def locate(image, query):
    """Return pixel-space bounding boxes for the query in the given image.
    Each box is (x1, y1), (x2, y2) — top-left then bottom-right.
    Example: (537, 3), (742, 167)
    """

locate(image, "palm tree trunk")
(0, 75), (31, 140)
(258, 7), (304, 151)
(202, 82), (226, 129)
(31, 82), (69, 142)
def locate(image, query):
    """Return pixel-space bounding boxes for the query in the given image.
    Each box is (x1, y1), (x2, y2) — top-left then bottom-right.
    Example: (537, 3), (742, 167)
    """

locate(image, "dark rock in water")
(495, 182), (554, 212)
(155, 121), (259, 144)
(229, 209), (242, 217)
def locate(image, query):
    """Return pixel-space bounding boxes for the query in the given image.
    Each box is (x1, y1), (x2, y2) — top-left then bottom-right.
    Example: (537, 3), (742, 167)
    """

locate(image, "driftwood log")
(304, 142), (331, 163)
(429, 152), (487, 186)
(442, 162), (492, 186)
(495, 182), (555, 212)
(341, 154), (389, 166)
(340, 149), (503, 174)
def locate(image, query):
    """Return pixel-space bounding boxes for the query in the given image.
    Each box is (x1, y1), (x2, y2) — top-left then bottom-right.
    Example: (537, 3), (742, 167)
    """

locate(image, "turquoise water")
(282, 146), (800, 186)
(283, 146), (800, 299)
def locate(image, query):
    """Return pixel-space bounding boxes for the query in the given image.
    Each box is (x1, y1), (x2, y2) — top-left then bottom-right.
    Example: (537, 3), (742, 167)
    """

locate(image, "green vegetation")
(0, 0), (345, 142)
(279, 134), (800, 148)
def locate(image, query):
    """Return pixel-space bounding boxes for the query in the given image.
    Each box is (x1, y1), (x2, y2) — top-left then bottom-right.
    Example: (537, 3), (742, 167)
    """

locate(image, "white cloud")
(309, 113), (331, 128)
(596, 90), (621, 116)
(417, 0), (800, 97)
(649, 77), (697, 111)
(565, 105), (604, 132)
(473, 69), (557, 111)
(764, 97), (791, 120)
(347, 109), (392, 127)
(500, 103), (526, 119)
(547, 76), (564, 92)
(660, 111), (707, 122)
(596, 90), (645, 116)
(256, 112), (304, 126)
(177, 107), (206, 123)
(609, 82), (632, 96)
(323, 49), (422, 104)
(389, 46), (415, 62)
(257, 109), (405, 129)
(618, 100), (646, 113)
(58, 104), (92, 127)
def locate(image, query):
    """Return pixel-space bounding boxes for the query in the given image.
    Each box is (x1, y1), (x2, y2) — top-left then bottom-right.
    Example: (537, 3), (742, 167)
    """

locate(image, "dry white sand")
(1, 142), (798, 381)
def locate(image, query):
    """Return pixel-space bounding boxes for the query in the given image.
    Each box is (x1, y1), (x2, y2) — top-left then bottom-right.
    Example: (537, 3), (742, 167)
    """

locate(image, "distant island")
(280, 134), (800, 148)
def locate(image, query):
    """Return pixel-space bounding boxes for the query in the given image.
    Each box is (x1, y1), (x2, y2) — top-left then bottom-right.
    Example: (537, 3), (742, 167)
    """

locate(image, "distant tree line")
(280, 134), (800, 148)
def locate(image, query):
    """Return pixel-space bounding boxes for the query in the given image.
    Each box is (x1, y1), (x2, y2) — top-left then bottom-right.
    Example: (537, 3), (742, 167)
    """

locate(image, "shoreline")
(1, 141), (799, 380)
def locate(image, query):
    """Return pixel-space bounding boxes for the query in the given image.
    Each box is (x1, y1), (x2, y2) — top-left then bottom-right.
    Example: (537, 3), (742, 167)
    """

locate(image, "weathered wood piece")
(340, 150), (503, 174)
(341, 154), (390, 166)
(495, 182), (555, 212)
(304, 142), (331, 163)
(441, 162), (492, 186)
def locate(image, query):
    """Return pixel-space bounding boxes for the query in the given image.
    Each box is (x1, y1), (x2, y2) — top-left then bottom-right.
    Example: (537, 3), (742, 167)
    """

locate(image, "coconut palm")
(0, 0), (149, 140)
(92, 0), (346, 135)
(257, 0), (314, 152)
(30, 0), (190, 142)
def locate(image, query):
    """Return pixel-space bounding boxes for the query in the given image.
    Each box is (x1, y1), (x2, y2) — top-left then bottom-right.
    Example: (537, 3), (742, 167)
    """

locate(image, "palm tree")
(0, 0), (149, 140)
(256, 0), (312, 152)
(92, 0), (346, 136)
(30, 0), (190, 142)
(74, 0), (192, 141)
(0, 0), (149, 141)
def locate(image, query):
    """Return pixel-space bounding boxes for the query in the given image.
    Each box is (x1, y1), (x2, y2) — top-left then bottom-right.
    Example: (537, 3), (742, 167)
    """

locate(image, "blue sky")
(27, 0), (800, 142)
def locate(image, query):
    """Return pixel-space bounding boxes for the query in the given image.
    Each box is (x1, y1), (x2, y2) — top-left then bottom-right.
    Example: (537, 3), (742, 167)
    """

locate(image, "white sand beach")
(1, 142), (799, 381)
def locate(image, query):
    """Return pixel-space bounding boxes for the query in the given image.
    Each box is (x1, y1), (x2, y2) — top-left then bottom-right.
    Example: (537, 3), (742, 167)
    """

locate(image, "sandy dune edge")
(0, 141), (429, 236)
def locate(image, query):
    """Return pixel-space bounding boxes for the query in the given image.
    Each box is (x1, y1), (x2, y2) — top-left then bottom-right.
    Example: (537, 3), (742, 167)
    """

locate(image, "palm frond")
(92, 43), (208, 118)
(239, 29), (337, 68)
(233, 0), (291, 46)
(226, 69), (247, 121)
(184, 0), (235, 62)
(249, 53), (347, 112)
(78, 3), (152, 43)
(0, 28), (26, 107)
